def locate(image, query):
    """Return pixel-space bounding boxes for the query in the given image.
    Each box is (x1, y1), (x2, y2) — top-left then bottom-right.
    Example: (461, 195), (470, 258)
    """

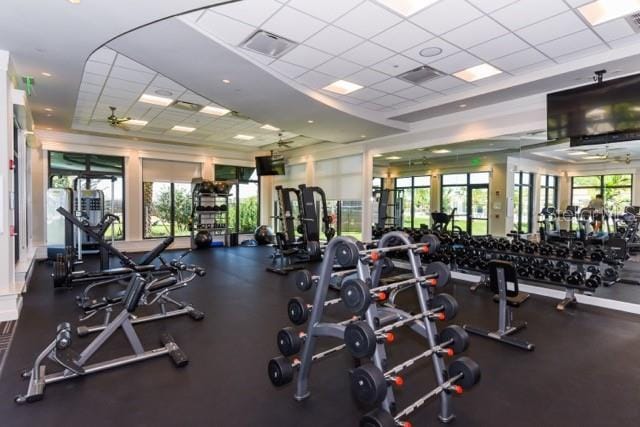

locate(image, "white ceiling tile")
(372, 21), (434, 52)
(554, 44), (609, 63)
(315, 57), (362, 78)
(295, 70), (336, 89)
(393, 100), (419, 110)
(420, 75), (466, 91)
(181, 10), (204, 23)
(393, 85), (434, 99)
(105, 77), (148, 93)
(359, 101), (386, 111)
(305, 26), (364, 55)
(410, 0), (483, 35)
(84, 61), (112, 76)
(280, 45), (332, 68)
(509, 59), (555, 75)
(114, 55), (155, 74)
(466, 0), (518, 13)
(371, 54), (422, 75)
(492, 0), (569, 31)
(516, 10), (587, 46)
(345, 68), (390, 86)
(349, 87), (387, 101)
(102, 87), (138, 100)
(287, 0), (362, 23)
(89, 48), (116, 65)
(609, 33), (640, 48)
(150, 75), (186, 92)
(82, 73), (107, 86)
(537, 29), (603, 58)
(442, 16), (509, 49)
(564, 0), (591, 6)
(468, 33), (530, 61)
(79, 82), (103, 95)
(334, 1), (403, 39)
(214, 0), (282, 27)
(270, 59), (309, 78)
(491, 47), (549, 71)
(429, 51), (483, 73)
(374, 94), (407, 106)
(594, 18), (636, 42)
(403, 37), (460, 63)
(416, 92), (445, 102)
(342, 41), (395, 67)
(197, 11), (256, 45)
(241, 50), (276, 65)
(262, 6), (327, 42)
(371, 78), (414, 93)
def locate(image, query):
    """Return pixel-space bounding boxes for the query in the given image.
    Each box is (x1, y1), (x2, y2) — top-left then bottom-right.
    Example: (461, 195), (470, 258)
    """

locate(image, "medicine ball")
(254, 225), (275, 245)
(194, 230), (212, 249)
(212, 181), (231, 195)
(199, 180), (215, 195)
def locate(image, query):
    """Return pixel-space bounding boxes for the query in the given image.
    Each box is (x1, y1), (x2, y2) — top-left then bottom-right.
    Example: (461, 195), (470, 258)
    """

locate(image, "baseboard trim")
(0, 294), (22, 321)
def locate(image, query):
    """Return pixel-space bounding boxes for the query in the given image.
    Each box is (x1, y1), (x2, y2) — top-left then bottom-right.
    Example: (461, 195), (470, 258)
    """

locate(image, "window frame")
(142, 182), (192, 239)
(571, 174), (633, 212)
(513, 172), (533, 233)
(215, 165), (261, 234)
(539, 175), (558, 209)
(393, 175), (431, 229)
(440, 172), (490, 236)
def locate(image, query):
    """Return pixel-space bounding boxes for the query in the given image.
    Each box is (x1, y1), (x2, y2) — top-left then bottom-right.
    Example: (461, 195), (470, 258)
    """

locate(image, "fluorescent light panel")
(261, 124), (280, 131)
(171, 125), (196, 132)
(567, 151), (588, 155)
(386, 156), (401, 160)
(200, 105), (230, 116)
(578, 0), (640, 26)
(584, 155), (606, 160)
(453, 63), (502, 82)
(127, 119), (148, 126)
(373, 154), (383, 158)
(139, 93), (174, 106)
(432, 149), (450, 154)
(233, 134), (255, 140)
(323, 80), (363, 95)
(376, 0), (439, 17)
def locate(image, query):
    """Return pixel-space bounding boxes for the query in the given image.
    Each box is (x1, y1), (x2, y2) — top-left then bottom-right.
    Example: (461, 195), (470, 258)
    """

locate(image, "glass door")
(469, 186), (488, 236)
(441, 185), (468, 233)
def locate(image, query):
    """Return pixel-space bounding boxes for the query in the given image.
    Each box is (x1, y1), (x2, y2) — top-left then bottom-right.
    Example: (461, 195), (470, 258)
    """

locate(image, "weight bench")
(464, 260), (534, 351)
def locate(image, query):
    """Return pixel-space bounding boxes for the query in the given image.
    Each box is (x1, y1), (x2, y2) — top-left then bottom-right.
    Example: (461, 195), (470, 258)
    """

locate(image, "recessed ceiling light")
(584, 155), (606, 160)
(453, 63), (502, 82)
(222, 79), (231, 84)
(200, 105), (230, 116)
(68, 0), (81, 4)
(41, 72), (52, 77)
(171, 125), (196, 132)
(578, 0), (640, 26)
(373, 154), (383, 158)
(139, 93), (174, 106)
(323, 80), (363, 95)
(387, 156), (402, 160)
(46, 127), (52, 130)
(154, 89), (173, 97)
(307, 120), (314, 124)
(419, 47), (444, 58)
(233, 134), (255, 140)
(261, 124), (280, 131)
(127, 119), (148, 126)
(361, 135), (367, 138)
(44, 107), (53, 112)
(432, 149), (451, 154)
(567, 151), (588, 156)
(376, 0), (439, 17)
(459, 104), (467, 108)
(24, 130), (34, 135)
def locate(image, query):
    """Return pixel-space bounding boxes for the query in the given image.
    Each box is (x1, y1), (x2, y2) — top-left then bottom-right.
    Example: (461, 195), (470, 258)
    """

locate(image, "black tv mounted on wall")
(547, 73), (640, 147)
(255, 155), (285, 176)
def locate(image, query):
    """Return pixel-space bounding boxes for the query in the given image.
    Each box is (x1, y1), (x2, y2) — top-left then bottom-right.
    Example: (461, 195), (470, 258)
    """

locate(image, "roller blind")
(315, 155), (362, 200)
(142, 159), (202, 183)
(274, 163), (306, 188)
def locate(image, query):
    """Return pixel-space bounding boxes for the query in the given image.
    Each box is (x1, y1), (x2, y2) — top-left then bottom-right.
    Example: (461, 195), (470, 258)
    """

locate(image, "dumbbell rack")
(191, 189), (229, 248)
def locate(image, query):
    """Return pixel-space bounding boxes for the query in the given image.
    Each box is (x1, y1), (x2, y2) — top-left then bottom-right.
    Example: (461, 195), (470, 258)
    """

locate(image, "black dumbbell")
(572, 247), (587, 259)
(548, 269), (564, 283)
(590, 249), (605, 262)
(566, 271), (585, 286)
(585, 274), (601, 289)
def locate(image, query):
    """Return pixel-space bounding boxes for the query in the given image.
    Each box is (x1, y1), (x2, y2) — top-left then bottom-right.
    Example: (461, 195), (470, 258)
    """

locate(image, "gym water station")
(1, 1), (640, 426)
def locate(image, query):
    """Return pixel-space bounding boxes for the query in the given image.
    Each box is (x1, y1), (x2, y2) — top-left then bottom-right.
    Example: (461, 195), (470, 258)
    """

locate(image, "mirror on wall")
(370, 132), (640, 308)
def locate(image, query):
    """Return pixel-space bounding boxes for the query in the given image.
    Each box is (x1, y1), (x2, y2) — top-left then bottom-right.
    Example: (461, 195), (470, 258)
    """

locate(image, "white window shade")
(315, 155), (363, 200)
(142, 159), (202, 183)
(274, 163), (306, 188)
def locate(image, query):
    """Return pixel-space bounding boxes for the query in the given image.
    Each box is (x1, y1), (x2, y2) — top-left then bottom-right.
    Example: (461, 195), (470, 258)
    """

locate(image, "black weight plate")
(341, 279), (371, 315)
(287, 297), (308, 325)
(277, 327), (302, 357)
(440, 325), (469, 354)
(293, 270), (314, 292)
(307, 241), (322, 261)
(424, 261), (451, 288)
(268, 356), (294, 387)
(380, 257), (395, 275)
(359, 409), (396, 427)
(350, 364), (388, 406)
(431, 293), (458, 320)
(344, 321), (377, 359)
(335, 242), (359, 267)
(448, 356), (481, 390)
(420, 234), (440, 253)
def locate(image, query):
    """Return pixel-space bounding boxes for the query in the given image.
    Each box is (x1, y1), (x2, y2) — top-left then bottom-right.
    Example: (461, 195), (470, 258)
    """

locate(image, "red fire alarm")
(9, 159), (15, 170)
(9, 225), (17, 236)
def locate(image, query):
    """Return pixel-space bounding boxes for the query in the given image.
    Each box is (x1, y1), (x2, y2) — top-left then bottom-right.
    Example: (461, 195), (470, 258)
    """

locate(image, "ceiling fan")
(275, 132), (295, 149)
(106, 106), (131, 130)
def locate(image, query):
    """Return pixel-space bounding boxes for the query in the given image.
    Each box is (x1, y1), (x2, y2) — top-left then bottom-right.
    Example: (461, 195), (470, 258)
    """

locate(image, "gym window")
(539, 175), (558, 209)
(513, 172), (533, 234)
(372, 177), (383, 192)
(142, 182), (191, 239)
(326, 200), (362, 240)
(48, 151), (125, 240)
(394, 176), (431, 229)
(440, 172), (489, 236)
(571, 174), (633, 213)
(215, 165), (260, 234)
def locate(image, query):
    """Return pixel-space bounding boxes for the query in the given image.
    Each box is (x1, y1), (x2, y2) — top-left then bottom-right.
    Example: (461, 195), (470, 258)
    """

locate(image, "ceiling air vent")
(172, 100), (202, 112)
(242, 30), (297, 58)
(626, 12), (640, 32)
(397, 65), (445, 85)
